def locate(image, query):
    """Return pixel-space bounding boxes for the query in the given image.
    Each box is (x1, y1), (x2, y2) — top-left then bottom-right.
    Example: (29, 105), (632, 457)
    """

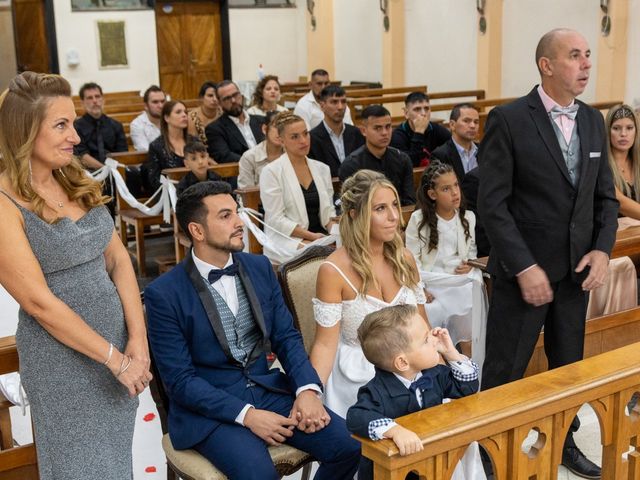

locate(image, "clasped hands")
(517, 250), (609, 307)
(108, 337), (153, 398)
(243, 390), (330, 446)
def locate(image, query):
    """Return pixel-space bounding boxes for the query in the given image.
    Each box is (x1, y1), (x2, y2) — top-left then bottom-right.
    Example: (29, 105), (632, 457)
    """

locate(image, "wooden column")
(381, 0), (405, 115)
(477, 0), (503, 98)
(595, 0), (628, 102)
(306, 0), (335, 77)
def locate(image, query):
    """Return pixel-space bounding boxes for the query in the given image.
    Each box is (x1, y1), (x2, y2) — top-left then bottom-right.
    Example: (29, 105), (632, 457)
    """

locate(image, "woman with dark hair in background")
(247, 75), (288, 117)
(188, 81), (222, 145)
(146, 100), (189, 192)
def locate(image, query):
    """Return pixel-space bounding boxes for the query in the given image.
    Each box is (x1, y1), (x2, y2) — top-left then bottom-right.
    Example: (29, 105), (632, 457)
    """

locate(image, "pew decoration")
(90, 158), (177, 224)
(239, 206), (338, 264)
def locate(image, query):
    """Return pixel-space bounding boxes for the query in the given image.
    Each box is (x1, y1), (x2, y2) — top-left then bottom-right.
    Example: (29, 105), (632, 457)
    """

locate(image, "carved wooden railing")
(356, 342), (640, 480)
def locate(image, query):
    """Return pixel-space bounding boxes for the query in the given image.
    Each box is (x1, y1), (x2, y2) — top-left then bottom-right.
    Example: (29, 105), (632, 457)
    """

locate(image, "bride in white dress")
(309, 170), (428, 418)
(310, 169), (487, 480)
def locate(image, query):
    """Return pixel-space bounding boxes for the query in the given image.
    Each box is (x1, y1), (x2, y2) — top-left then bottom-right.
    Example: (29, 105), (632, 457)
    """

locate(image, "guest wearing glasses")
(205, 80), (265, 164)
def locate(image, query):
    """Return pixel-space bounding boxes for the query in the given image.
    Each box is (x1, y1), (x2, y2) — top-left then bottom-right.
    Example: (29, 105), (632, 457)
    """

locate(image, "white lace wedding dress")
(313, 260), (486, 480)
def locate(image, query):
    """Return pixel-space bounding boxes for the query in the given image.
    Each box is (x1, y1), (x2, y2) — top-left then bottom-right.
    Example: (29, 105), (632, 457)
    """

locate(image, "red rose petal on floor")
(145, 466), (157, 473)
(143, 413), (156, 422)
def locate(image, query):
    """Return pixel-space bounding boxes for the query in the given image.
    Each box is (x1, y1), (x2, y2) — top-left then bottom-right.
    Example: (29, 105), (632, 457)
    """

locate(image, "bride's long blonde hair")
(339, 169), (417, 296)
(0, 72), (107, 222)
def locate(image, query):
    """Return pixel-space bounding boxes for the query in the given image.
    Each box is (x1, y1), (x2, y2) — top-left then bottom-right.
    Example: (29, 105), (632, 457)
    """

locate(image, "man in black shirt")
(74, 82), (128, 169)
(390, 91), (451, 167)
(309, 85), (364, 177)
(339, 105), (415, 205)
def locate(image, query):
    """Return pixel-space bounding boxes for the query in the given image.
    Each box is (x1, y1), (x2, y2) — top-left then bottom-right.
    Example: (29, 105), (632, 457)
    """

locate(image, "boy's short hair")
(361, 105), (390, 121)
(404, 91), (430, 106)
(184, 139), (207, 157)
(358, 304), (418, 371)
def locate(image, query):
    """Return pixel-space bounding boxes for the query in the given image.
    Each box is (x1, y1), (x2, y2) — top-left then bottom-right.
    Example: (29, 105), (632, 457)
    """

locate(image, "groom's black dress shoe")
(561, 446), (601, 479)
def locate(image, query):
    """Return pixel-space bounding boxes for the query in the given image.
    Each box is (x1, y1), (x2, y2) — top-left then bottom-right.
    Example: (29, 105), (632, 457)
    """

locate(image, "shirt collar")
(229, 111), (251, 126)
(323, 120), (345, 138)
(191, 250), (234, 280)
(393, 371), (422, 389)
(452, 138), (478, 157)
(537, 84), (575, 113)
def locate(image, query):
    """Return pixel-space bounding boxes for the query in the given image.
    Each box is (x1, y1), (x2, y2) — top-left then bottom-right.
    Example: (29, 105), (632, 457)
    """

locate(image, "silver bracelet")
(116, 355), (132, 377)
(103, 343), (114, 366)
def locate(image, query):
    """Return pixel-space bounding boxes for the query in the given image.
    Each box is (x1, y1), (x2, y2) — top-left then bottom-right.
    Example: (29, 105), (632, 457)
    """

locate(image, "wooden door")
(12, 0), (50, 73)
(155, 1), (223, 100)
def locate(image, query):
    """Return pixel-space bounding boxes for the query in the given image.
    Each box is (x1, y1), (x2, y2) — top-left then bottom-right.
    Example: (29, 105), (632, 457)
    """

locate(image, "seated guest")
(130, 85), (165, 151)
(260, 112), (337, 262)
(586, 103), (640, 319)
(405, 161), (488, 362)
(309, 85), (365, 177)
(247, 75), (288, 117)
(238, 111), (283, 188)
(206, 80), (265, 163)
(294, 69), (353, 130)
(339, 105), (415, 205)
(461, 166), (491, 257)
(145, 100), (188, 192)
(145, 181), (360, 480)
(390, 92), (451, 167)
(607, 104), (640, 216)
(346, 305), (481, 480)
(74, 82), (127, 169)
(432, 103), (480, 181)
(176, 139), (222, 196)
(188, 81), (222, 145)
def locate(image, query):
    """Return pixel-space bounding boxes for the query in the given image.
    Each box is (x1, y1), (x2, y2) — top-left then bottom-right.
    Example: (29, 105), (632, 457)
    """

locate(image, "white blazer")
(405, 209), (477, 271)
(259, 153), (336, 238)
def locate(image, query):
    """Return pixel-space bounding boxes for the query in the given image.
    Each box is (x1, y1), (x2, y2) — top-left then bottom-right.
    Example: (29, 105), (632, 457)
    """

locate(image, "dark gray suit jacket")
(308, 123), (365, 177)
(478, 86), (618, 282)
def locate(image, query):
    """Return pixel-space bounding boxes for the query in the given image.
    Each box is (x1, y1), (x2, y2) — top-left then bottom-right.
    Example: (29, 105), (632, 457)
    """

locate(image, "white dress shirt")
(229, 111), (258, 149)
(294, 91), (354, 130)
(129, 112), (161, 152)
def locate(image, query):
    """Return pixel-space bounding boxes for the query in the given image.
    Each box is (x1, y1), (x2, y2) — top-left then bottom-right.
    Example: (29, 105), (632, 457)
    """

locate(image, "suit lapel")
(448, 141), (466, 181)
(322, 125), (340, 166)
(184, 251), (240, 365)
(575, 103), (591, 193)
(250, 116), (265, 143)
(377, 369), (421, 414)
(224, 115), (248, 149)
(527, 89), (574, 187)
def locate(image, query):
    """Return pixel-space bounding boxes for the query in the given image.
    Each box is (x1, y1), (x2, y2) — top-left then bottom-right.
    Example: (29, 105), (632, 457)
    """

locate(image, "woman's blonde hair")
(339, 169), (417, 295)
(606, 104), (640, 201)
(273, 110), (305, 136)
(0, 71), (107, 222)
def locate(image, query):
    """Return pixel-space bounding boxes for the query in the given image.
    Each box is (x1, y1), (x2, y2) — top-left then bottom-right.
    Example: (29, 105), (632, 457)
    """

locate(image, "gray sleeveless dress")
(4, 194), (138, 480)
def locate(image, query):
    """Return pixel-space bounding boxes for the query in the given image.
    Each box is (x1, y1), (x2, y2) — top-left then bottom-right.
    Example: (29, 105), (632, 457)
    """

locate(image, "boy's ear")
(393, 353), (409, 372)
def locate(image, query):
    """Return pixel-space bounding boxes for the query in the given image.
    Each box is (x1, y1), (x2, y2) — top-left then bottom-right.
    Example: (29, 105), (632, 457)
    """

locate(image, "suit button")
(570, 222), (576, 229)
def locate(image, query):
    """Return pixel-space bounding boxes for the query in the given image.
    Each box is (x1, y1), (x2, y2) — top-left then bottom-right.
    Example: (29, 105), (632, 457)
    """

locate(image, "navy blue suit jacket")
(145, 251), (321, 449)
(346, 366), (478, 480)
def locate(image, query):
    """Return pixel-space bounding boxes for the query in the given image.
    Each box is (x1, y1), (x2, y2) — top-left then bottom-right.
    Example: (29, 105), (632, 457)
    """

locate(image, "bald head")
(535, 28), (577, 74)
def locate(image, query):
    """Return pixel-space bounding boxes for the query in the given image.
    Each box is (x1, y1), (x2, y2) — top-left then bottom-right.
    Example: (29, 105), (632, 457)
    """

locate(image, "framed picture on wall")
(96, 20), (128, 69)
(72, 0), (149, 12)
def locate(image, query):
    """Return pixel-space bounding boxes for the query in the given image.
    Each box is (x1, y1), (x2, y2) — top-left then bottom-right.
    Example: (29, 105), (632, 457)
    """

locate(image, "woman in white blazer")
(259, 112), (337, 262)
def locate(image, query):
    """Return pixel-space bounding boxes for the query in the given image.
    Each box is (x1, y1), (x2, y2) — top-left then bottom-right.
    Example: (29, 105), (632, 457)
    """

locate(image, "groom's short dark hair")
(176, 181), (233, 241)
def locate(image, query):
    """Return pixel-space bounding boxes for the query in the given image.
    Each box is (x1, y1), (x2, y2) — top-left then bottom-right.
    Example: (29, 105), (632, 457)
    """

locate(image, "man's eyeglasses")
(220, 91), (242, 103)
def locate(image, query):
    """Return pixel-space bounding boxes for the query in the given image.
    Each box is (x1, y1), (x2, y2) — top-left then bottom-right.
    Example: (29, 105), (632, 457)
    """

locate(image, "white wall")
(501, 0), (600, 102)
(625, 0), (640, 107)
(52, 0), (159, 95)
(333, 0), (381, 84)
(228, 6), (307, 82)
(404, 0), (477, 94)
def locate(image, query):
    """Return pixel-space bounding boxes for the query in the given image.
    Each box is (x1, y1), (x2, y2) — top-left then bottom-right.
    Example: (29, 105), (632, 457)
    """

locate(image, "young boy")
(346, 304), (480, 480)
(176, 139), (221, 195)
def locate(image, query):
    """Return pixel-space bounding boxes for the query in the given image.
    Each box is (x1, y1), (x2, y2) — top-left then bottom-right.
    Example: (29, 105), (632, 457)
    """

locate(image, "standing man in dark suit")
(478, 29), (618, 479)
(145, 181), (360, 480)
(308, 85), (364, 177)
(206, 81), (265, 163)
(432, 103), (480, 182)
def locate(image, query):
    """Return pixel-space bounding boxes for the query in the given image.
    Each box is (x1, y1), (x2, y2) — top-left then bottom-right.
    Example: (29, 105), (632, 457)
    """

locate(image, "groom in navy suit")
(145, 181), (359, 480)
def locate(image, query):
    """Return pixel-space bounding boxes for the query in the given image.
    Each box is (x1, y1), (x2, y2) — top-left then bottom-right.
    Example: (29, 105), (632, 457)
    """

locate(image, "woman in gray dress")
(0, 72), (152, 479)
